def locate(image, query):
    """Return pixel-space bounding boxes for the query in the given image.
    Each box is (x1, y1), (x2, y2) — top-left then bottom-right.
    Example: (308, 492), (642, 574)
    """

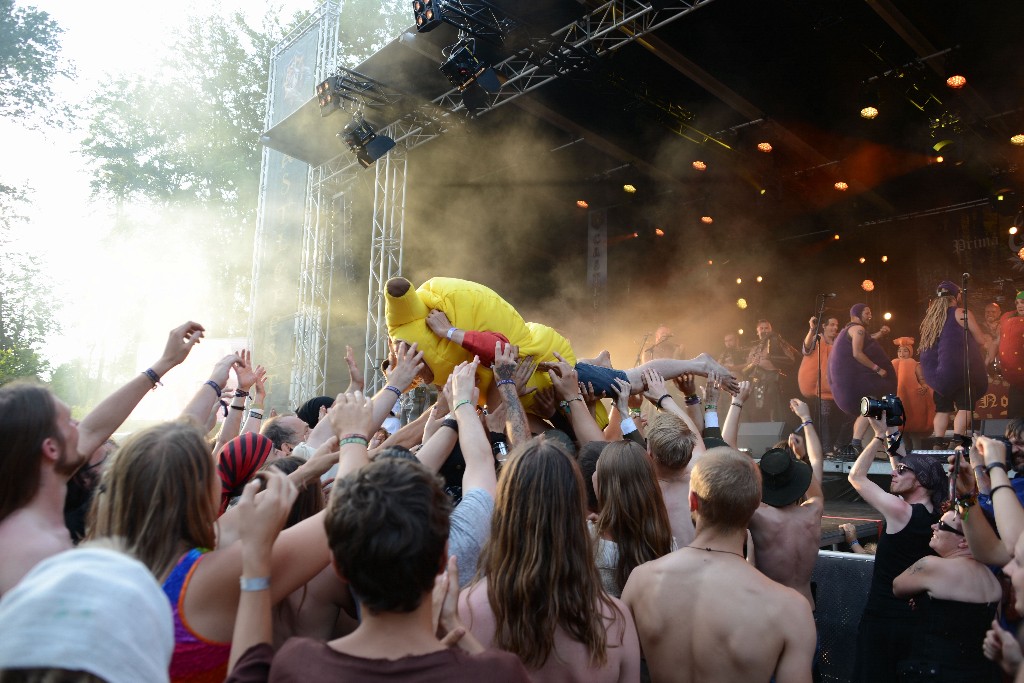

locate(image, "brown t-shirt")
(228, 639), (532, 683)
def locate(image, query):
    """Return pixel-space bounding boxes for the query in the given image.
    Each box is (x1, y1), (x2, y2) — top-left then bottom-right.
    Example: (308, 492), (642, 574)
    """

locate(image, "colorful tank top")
(162, 548), (231, 683)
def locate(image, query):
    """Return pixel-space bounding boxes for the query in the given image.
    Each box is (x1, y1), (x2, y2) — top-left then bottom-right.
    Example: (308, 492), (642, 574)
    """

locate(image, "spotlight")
(655, 228), (665, 236)
(576, 200), (588, 209)
(756, 275), (763, 283)
(1010, 226), (1018, 236)
(833, 234), (840, 240)
(738, 328), (744, 335)
(858, 257), (866, 263)
(757, 142), (772, 153)
(860, 106), (879, 120)
(935, 155), (945, 163)
(315, 76), (341, 117)
(692, 160), (707, 171)
(623, 184), (637, 194)
(881, 255), (888, 262)
(946, 74), (966, 89)
(737, 298), (748, 309)
(413, 0), (443, 32)
(440, 41), (501, 111)
(340, 114), (395, 169)
(707, 260), (713, 265)
(1018, 247), (1024, 262)
(736, 278), (742, 284)
(759, 188), (767, 195)
(862, 279), (875, 292)
(701, 216), (713, 224)
(859, 84), (880, 119)
(883, 312), (892, 321)
(834, 181), (849, 191)
(1012, 134), (1024, 146)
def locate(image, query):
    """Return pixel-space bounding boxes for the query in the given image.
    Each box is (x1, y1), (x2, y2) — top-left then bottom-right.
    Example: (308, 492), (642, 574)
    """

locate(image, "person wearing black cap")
(848, 412), (946, 683)
(919, 280), (988, 443)
(748, 398), (824, 610)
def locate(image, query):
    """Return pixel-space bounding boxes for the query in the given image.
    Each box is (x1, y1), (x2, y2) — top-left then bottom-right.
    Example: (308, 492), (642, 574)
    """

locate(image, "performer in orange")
(891, 337), (936, 443)
(799, 315), (840, 452)
(996, 292), (1024, 417)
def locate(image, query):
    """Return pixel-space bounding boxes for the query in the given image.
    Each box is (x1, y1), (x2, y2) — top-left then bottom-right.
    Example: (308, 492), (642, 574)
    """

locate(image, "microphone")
(819, 293), (837, 298)
(962, 273), (971, 280)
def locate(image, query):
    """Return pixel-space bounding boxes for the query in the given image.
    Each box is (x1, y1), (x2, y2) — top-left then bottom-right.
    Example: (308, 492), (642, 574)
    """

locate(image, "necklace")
(685, 545), (744, 559)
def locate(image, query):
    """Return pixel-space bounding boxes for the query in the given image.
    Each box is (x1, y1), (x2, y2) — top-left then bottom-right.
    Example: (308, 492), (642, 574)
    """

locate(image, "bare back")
(623, 548), (815, 683)
(749, 500), (824, 607)
(0, 509), (72, 596)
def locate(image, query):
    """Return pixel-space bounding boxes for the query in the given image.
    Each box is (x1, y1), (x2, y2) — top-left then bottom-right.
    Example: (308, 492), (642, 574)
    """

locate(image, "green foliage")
(0, 0), (74, 126)
(0, 188), (58, 385)
(338, 0), (410, 67)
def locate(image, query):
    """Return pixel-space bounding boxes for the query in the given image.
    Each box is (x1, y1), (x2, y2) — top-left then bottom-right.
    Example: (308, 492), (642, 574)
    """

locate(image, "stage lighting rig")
(316, 76), (342, 117)
(340, 114), (396, 169)
(440, 40), (501, 112)
(413, 0), (443, 32)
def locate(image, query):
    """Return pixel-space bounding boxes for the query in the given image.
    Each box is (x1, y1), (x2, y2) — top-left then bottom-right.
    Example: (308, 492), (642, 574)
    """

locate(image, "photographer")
(847, 398), (946, 683)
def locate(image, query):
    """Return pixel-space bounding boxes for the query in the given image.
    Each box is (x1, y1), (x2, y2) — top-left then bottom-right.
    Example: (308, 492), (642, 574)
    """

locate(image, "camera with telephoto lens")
(860, 394), (905, 427)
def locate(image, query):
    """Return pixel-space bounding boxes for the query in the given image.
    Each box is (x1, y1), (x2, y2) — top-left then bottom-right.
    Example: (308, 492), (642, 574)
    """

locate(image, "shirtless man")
(645, 411), (701, 547)
(0, 321), (205, 595)
(748, 398), (824, 608)
(623, 447), (815, 683)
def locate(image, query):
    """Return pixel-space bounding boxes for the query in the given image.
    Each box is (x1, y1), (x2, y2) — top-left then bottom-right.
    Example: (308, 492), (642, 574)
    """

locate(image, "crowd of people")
(1, 275), (1024, 683)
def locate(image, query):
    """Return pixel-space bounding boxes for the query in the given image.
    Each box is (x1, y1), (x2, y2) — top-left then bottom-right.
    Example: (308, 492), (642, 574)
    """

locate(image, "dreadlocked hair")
(919, 295), (956, 353)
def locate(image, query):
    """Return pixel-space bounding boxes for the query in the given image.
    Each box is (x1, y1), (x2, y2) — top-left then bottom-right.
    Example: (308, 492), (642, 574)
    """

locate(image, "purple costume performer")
(828, 304), (897, 416)
(919, 287), (987, 403)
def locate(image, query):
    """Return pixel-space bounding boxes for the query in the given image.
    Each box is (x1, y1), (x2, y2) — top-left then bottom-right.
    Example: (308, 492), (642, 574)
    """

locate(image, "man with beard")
(829, 304), (895, 455)
(743, 320), (797, 422)
(0, 321), (205, 595)
(718, 331), (746, 377)
(847, 413), (946, 683)
(799, 315), (841, 452)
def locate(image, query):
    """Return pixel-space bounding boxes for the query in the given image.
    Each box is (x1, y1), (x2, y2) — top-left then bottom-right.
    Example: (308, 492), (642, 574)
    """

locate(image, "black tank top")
(864, 503), (937, 617)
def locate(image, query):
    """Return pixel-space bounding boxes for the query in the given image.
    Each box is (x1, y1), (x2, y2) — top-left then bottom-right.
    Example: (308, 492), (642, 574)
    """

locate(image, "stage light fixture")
(881, 255), (888, 262)
(862, 279), (875, 292)
(707, 260), (713, 265)
(1012, 134), (1024, 146)
(756, 275), (763, 283)
(692, 160), (707, 171)
(833, 234), (840, 240)
(1010, 226), (1019, 236)
(1018, 247), (1024, 262)
(737, 298), (748, 309)
(860, 106), (879, 120)
(738, 329), (744, 335)
(883, 312), (892, 321)
(413, 0), (443, 32)
(701, 216), (713, 224)
(946, 74), (966, 89)
(315, 76), (341, 117)
(757, 142), (772, 153)
(339, 114), (396, 169)
(623, 184), (637, 194)
(834, 181), (849, 191)
(576, 200), (588, 208)
(440, 41), (501, 111)
(736, 278), (742, 284)
(858, 257), (866, 264)
(655, 228), (665, 236)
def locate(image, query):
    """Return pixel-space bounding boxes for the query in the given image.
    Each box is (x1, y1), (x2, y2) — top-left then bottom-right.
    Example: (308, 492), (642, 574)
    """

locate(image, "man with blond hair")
(646, 412), (702, 547)
(623, 447), (815, 683)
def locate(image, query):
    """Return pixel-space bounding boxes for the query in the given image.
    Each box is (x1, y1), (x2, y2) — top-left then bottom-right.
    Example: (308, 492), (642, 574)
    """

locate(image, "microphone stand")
(962, 274), (975, 438)
(812, 295), (828, 434)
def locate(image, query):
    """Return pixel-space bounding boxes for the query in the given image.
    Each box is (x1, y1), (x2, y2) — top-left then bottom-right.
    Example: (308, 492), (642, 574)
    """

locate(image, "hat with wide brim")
(759, 448), (812, 507)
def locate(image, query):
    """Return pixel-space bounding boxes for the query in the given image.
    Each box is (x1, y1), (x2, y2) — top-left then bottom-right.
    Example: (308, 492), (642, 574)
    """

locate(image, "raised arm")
(369, 341), (424, 436)
(238, 366), (267, 436)
(227, 471), (297, 672)
(802, 316), (819, 355)
(214, 351), (261, 454)
(547, 352), (605, 444)
(451, 358), (497, 497)
(328, 392), (376, 480)
(952, 452), (1013, 566)
(848, 412), (911, 528)
(977, 436), (1024, 555)
(721, 380), (751, 449)
(493, 343), (530, 448)
(643, 369), (705, 458)
(180, 353), (243, 426)
(77, 321), (205, 455)
(791, 398), (823, 503)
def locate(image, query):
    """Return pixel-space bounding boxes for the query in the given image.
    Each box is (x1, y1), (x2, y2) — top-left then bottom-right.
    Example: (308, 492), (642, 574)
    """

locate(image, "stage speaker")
(982, 419), (1010, 437)
(738, 421), (785, 458)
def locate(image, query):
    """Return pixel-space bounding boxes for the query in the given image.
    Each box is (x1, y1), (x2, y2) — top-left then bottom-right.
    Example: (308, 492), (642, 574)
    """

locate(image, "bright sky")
(1, 0), (312, 401)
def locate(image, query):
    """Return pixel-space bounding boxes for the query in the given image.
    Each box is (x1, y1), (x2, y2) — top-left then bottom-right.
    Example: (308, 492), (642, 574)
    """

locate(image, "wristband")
(731, 402), (743, 408)
(453, 399), (472, 412)
(446, 327), (457, 340)
(248, 410), (263, 420)
(339, 433), (368, 442)
(229, 404), (245, 411)
(441, 418), (459, 432)
(142, 368), (162, 388)
(205, 379), (223, 397)
(799, 420), (812, 430)
(704, 403), (717, 412)
(234, 389), (250, 399)
(986, 462), (1009, 474)
(240, 576), (270, 592)
(384, 385), (402, 398)
(496, 378), (516, 387)
(620, 416), (637, 434)
(991, 484), (1015, 497)
(339, 437), (369, 447)
(684, 394), (700, 406)
(657, 394), (673, 409)
(875, 435), (887, 442)
(850, 539), (861, 546)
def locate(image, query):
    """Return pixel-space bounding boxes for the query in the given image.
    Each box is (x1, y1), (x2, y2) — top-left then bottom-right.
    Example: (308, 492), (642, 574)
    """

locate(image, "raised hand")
(511, 355), (539, 397)
(612, 377), (631, 417)
(329, 391), (375, 439)
(492, 342), (518, 382)
(533, 386), (556, 419)
(546, 352), (581, 401)
(426, 309), (454, 338)
(157, 320), (206, 373)
(642, 368), (669, 403)
(210, 353), (244, 390)
(234, 350), (258, 391)
(237, 470), (298, 565)
(387, 341), (426, 391)
(789, 398), (812, 422)
(344, 345), (365, 393)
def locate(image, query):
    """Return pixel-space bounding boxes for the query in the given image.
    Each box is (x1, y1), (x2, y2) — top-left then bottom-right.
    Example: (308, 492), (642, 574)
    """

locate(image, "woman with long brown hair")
(459, 435), (640, 682)
(89, 420), (334, 683)
(592, 440), (674, 598)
